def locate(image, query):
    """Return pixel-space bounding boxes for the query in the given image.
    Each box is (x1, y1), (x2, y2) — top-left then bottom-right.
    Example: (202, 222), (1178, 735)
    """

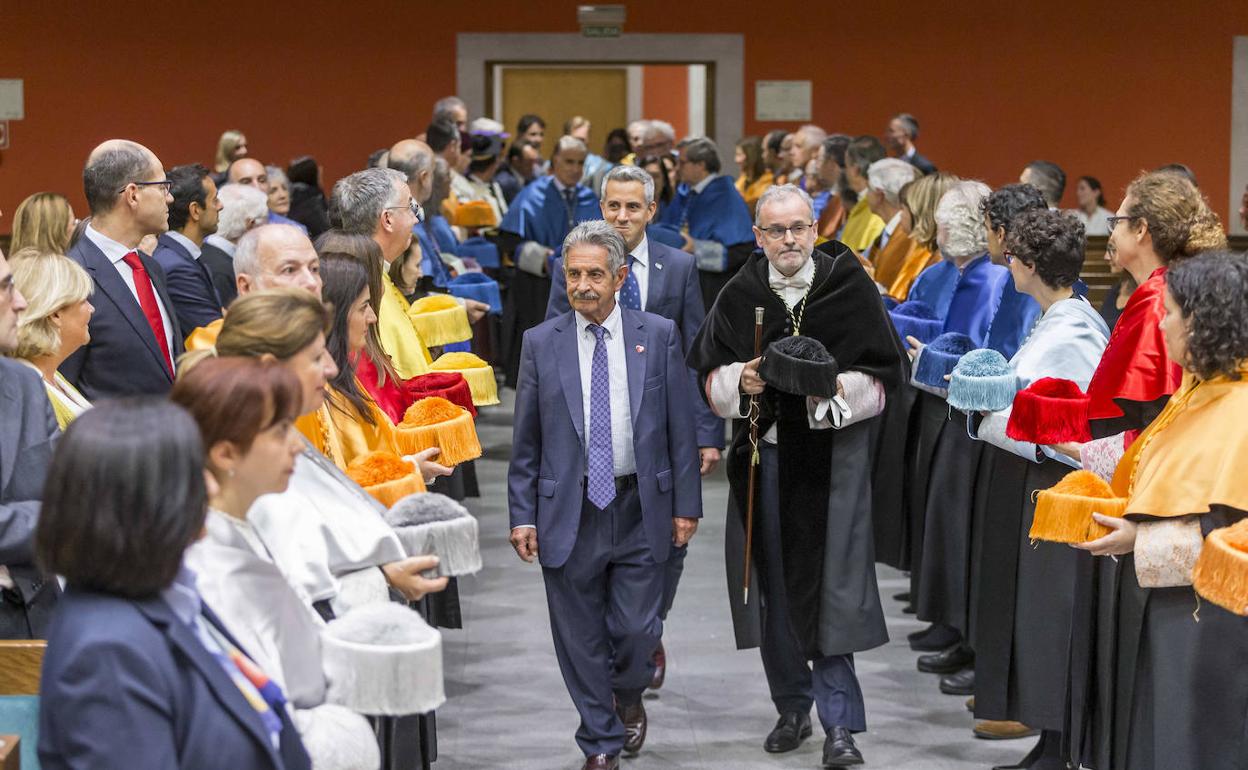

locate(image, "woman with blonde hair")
(8, 248), (94, 427)
(888, 172), (958, 301)
(213, 129), (248, 173)
(10, 193), (75, 255)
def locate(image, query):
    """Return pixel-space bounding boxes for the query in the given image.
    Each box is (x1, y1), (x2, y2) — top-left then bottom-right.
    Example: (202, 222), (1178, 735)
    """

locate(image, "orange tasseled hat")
(1030, 470), (1127, 544)
(345, 451), (426, 507)
(1192, 519), (1248, 616)
(393, 397), (482, 466)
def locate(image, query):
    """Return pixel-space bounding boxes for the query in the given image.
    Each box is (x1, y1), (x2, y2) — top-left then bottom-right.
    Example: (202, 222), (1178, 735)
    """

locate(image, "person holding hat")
(961, 209), (1108, 761)
(689, 184), (908, 767)
(1069, 251), (1248, 770)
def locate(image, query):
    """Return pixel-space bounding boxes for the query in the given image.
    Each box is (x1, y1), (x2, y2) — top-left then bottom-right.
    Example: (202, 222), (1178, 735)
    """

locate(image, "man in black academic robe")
(689, 184), (907, 766)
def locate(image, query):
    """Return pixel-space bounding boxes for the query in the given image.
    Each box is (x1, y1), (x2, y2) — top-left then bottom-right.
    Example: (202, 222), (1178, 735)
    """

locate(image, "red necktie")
(121, 251), (173, 374)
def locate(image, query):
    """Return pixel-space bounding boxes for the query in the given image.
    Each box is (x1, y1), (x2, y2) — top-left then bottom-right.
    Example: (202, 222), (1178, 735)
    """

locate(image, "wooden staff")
(743, 306), (764, 605)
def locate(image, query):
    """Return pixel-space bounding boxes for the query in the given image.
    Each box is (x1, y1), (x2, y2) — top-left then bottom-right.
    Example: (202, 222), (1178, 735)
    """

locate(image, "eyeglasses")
(759, 222), (814, 241)
(385, 198), (424, 223)
(1106, 215), (1139, 231)
(118, 179), (173, 195)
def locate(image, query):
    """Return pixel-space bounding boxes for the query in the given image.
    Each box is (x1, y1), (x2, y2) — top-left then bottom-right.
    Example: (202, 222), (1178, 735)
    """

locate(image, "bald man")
(228, 157), (309, 233)
(62, 140), (183, 397)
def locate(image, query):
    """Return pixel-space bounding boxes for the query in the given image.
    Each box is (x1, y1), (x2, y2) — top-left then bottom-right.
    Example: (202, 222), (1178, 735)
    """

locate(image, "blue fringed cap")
(913, 332), (976, 389)
(882, 295), (901, 311)
(447, 272), (502, 314)
(947, 348), (1019, 412)
(889, 300), (943, 346)
(457, 236), (500, 268)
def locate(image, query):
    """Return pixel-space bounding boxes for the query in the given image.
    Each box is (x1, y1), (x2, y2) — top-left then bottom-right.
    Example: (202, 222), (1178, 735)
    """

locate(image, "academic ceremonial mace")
(743, 306), (764, 605)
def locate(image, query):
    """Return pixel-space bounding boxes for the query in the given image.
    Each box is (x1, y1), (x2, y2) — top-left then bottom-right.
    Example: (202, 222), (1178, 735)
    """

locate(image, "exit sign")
(582, 24), (620, 37)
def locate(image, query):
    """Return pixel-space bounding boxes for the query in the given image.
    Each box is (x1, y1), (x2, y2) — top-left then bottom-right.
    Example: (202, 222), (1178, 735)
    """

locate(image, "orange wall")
(642, 65), (689, 139)
(1, 1), (1245, 225)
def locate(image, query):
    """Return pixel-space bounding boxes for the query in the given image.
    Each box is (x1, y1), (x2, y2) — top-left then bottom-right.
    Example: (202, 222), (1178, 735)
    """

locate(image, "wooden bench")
(0, 640), (47, 770)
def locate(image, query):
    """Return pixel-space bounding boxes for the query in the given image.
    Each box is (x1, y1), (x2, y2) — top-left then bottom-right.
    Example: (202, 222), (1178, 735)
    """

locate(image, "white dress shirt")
(878, 210), (902, 252)
(574, 303), (636, 476)
(691, 173), (718, 195)
(623, 236), (650, 311)
(165, 229), (202, 260)
(83, 224), (176, 366)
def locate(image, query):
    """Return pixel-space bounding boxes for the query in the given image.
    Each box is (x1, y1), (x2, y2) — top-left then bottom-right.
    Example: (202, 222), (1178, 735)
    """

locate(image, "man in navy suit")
(547, 164), (723, 690)
(151, 163), (225, 331)
(510, 220), (702, 770)
(61, 139), (184, 398)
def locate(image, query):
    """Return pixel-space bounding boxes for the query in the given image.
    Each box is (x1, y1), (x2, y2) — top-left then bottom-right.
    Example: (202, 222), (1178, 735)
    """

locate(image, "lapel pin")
(655, 263), (663, 270)
(635, 345), (645, 354)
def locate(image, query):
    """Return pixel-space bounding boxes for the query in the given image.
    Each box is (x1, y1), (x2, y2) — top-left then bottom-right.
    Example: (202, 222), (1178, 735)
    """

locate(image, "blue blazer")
(546, 239), (724, 449)
(150, 233), (224, 333)
(39, 587), (311, 770)
(61, 237), (184, 398)
(508, 308), (703, 569)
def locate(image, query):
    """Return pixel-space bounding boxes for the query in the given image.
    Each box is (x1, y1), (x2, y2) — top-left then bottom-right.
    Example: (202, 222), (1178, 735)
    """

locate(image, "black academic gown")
(688, 244), (907, 657)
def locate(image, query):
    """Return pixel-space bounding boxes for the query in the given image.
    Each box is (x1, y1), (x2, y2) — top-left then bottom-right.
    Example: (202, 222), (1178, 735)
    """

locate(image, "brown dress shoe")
(582, 754), (619, 770)
(973, 720), (1039, 740)
(648, 640), (666, 690)
(616, 700), (647, 755)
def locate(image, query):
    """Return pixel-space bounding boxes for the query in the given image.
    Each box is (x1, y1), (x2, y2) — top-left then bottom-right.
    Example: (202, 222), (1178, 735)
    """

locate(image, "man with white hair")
(202, 183), (268, 308)
(498, 135), (602, 387)
(432, 95), (468, 132)
(785, 125), (828, 190)
(636, 120), (676, 158)
(689, 184), (907, 767)
(862, 158), (919, 283)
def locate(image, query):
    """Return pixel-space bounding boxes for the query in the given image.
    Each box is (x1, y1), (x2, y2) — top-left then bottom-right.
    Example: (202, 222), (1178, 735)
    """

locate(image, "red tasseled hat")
(1006, 377), (1091, 444)
(402, 372), (477, 417)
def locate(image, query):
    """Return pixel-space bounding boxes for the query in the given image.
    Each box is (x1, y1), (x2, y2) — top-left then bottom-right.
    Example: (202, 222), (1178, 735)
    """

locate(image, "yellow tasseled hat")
(345, 451), (427, 507)
(1192, 519), (1248, 616)
(430, 352), (500, 406)
(447, 199), (498, 228)
(393, 397), (482, 466)
(1030, 470), (1128, 544)
(408, 294), (473, 347)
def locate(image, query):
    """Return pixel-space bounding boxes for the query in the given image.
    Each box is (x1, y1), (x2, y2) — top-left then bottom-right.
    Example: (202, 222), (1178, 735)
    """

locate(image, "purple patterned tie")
(586, 323), (616, 510)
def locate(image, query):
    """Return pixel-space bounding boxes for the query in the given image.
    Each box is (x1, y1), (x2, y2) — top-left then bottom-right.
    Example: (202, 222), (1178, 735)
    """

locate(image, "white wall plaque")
(0, 80), (24, 120)
(755, 80), (810, 122)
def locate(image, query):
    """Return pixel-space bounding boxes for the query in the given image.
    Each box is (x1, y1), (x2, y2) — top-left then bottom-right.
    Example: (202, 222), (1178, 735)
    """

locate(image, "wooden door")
(499, 67), (627, 158)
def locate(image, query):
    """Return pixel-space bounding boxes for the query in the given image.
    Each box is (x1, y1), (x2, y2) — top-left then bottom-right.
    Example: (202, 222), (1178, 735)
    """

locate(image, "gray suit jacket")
(0, 358), (60, 635)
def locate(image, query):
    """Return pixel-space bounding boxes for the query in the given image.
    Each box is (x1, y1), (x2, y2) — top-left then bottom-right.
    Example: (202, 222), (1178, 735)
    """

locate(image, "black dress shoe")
(917, 643), (974, 674)
(582, 754), (619, 770)
(764, 711), (811, 753)
(907, 623), (961, 652)
(822, 727), (864, 767)
(616, 701), (647, 756)
(648, 640), (666, 690)
(940, 667), (975, 695)
(893, 591), (911, 602)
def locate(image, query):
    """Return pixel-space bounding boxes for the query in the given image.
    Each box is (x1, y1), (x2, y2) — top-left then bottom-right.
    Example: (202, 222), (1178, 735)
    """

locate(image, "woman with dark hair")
(763, 130), (792, 185)
(639, 154), (675, 217)
(603, 127), (630, 165)
(1044, 171), (1227, 769)
(516, 113), (546, 156)
(36, 400), (313, 770)
(178, 356), (406, 770)
(965, 210), (1109, 766)
(1071, 250), (1248, 770)
(733, 136), (773, 214)
(286, 156), (331, 237)
(1071, 175), (1113, 236)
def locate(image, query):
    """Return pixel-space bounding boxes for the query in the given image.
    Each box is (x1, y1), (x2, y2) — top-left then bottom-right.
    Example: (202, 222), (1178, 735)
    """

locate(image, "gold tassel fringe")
(1192, 520), (1248, 616)
(364, 472), (427, 508)
(1030, 470), (1127, 543)
(409, 306), (473, 347)
(394, 410), (482, 465)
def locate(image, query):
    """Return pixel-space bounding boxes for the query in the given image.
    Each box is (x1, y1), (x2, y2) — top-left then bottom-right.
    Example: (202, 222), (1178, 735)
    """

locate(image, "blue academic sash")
(907, 259), (960, 322)
(428, 215), (461, 256)
(984, 273), (1041, 359)
(414, 222), (452, 288)
(499, 176), (601, 251)
(655, 175), (754, 247)
(942, 254), (1008, 346)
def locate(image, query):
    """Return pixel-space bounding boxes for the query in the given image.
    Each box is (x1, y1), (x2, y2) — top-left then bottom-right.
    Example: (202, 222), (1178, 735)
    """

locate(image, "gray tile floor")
(435, 392), (1031, 769)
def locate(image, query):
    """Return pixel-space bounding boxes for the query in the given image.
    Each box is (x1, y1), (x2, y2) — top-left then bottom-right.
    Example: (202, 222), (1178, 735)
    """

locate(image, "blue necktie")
(586, 324), (615, 510)
(619, 255), (642, 311)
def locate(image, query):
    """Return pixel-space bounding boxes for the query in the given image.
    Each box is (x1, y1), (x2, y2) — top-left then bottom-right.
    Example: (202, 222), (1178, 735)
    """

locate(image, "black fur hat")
(758, 335), (840, 399)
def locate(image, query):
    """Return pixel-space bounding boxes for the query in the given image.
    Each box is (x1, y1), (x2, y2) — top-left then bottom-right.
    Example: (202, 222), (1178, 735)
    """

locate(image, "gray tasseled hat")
(947, 348), (1019, 413)
(384, 493), (482, 577)
(757, 335), (840, 399)
(322, 603), (444, 715)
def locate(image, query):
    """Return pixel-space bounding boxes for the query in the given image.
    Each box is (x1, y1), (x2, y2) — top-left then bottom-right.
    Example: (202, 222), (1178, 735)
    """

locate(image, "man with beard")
(689, 184), (907, 767)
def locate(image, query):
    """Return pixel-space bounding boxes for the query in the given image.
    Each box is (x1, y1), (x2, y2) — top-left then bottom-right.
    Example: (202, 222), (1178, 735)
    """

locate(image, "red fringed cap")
(402, 372), (477, 417)
(1006, 377), (1092, 444)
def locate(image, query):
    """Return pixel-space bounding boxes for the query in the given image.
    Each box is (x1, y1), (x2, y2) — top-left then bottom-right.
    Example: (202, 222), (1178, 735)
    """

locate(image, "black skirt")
(915, 412), (985, 634)
(872, 385), (916, 569)
(500, 269), (551, 388)
(906, 391), (950, 599)
(971, 451), (1073, 729)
